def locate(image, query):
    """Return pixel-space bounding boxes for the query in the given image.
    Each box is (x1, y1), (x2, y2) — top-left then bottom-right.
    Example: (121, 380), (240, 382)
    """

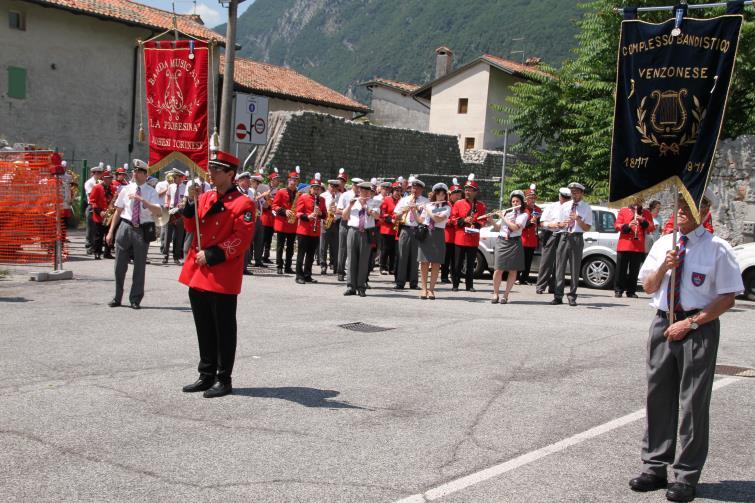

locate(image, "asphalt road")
(0, 232), (753, 503)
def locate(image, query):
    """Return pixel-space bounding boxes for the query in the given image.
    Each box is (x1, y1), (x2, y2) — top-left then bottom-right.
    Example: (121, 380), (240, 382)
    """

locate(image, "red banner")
(144, 40), (208, 171)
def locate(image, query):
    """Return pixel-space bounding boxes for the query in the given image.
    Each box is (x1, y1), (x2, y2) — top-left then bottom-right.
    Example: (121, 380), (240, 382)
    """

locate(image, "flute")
(476, 204), (521, 221)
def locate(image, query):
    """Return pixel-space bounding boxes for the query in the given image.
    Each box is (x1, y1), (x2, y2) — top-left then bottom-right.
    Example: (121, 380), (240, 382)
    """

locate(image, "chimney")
(435, 46), (453, 79)
(525, 56), (542, 67)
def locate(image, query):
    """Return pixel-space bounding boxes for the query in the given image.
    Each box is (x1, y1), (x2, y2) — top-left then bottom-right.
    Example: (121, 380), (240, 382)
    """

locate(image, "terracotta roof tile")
(364, 78), (421, 94)
(26, 0), (222, 41)
(222, 55), (370, 113)
(481, 54), (551, 79)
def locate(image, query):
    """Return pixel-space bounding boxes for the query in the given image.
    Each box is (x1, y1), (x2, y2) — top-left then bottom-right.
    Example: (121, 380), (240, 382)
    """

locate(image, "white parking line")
(394, 377), (741, 503)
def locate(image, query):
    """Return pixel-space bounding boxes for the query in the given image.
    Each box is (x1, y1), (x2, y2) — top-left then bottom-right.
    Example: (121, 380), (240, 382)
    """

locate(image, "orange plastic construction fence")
(0, 151), (67, 264)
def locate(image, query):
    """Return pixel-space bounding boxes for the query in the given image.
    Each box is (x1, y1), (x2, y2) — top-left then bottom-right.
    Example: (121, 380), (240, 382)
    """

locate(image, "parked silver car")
(472, 205), (622, 289)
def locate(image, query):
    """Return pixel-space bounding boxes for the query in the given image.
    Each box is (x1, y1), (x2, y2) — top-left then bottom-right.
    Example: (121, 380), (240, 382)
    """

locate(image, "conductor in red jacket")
(614, 197), (655, 298)
(180, 151), (255, 398)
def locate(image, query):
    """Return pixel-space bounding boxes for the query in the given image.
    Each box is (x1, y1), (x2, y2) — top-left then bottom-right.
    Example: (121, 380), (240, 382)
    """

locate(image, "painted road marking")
(394, 377), (742, 503)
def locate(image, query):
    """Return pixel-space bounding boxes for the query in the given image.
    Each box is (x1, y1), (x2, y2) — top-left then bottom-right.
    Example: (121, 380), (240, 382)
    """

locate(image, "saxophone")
(287, 190), (301, 224)
(102, 186), (116, 226)
(324, 196), (336, 230)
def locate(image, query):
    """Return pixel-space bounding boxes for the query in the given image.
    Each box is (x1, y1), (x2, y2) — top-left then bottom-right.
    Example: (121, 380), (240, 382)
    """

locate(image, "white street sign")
(234, 93), (269, 145)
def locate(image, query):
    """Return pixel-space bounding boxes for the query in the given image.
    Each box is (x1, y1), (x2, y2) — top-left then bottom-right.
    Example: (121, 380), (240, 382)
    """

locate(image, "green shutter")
(8, 67), (26, 99)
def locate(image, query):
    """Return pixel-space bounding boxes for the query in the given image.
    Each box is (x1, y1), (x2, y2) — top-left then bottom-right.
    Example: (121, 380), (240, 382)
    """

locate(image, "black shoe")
(182, 376), (215, 393)
(203, 381), (232, 398)
(255, 262), (267, 268)
(162, 257), (169, 264)
(277, 268), (283, 275)
(174, 258), (182, 265)
(103, 253), (114, 259)
(629, 473), (667, 492)
(615, 292), (623, 298)
(108, 299), (121, 308)
(358, 289), (366, 297)
(321, 267), (327, 275)
(364, 282), (370, 289)
(440, 278), (450, 284)
(243, 269), (253, 276)
(410, 285), (420, 290)
(451, 287), (459, 292)
(394, 285), (405, 290)
(626, 293), (639, 298)
(130, 302), (141, 310)
(305, 277), (317, 284)
(665, 482), (695, 502)
(284, 268), (295, 275)
(295, 278), (306, 284)
(568, 298), (577, 307)
(466, 287), (476, 292)
(94, 255), (101, 260)
(550, 298), (563, 305)
(337, 274), (345, 282)
(263, 258), (273, 264)
(536, 289), (544, 294)
(344, 288), (356, 296)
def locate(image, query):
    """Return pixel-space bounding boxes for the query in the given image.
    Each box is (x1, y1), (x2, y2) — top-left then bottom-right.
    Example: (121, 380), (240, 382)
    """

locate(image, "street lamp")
(217, 1), (247, 151)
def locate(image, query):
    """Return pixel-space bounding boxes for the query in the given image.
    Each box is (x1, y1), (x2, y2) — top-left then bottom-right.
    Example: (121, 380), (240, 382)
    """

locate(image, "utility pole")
(218, 0), (245, 152)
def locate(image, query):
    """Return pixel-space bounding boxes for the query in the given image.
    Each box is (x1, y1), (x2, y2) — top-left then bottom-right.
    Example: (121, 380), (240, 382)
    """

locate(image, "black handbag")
(416, 224), (429, 242)
(142, 222), (157, 243)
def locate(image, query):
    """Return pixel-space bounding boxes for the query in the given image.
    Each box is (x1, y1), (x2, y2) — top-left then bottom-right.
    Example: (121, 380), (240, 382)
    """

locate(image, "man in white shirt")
(342, 181), (381, 297)
(163, 170), (187, 264)
(393, 179), (429, 289)
(84, 163), (104, 254)
(536, 187), (571, 294)
(105, 159), (163, 309)
(336, 178), (361, 282)
(319, 179), (342, 275)
(551, 182), (593, 306)
(629, 193), (743, 503)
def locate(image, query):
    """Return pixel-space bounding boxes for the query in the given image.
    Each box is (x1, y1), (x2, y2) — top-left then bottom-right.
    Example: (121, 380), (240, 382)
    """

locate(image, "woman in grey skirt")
(418, 183), (452, 299)
(491, 190), (529, 304)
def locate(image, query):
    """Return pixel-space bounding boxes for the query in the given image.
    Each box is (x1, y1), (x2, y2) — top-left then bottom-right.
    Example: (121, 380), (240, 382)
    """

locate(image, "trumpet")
(476, 204), (521, 221)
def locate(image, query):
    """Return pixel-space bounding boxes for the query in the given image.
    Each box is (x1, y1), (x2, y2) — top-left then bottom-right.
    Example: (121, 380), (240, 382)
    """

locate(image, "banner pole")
(669, 186), (679, 325)
(190, 166), (203, 252)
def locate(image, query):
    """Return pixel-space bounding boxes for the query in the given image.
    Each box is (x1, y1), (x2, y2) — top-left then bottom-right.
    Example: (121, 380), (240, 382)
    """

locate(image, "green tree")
(506, 0), (754, 202)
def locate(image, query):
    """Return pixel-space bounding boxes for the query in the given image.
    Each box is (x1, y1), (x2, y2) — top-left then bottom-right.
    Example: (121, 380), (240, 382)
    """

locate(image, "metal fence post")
(80, 160), (88, 217)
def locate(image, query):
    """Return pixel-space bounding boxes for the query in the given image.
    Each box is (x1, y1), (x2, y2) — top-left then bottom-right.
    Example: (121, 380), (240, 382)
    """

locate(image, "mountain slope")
(222, 0), (581, 101)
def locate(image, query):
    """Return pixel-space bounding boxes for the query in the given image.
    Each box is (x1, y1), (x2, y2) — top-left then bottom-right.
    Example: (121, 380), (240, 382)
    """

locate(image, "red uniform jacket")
(445, 200), (458, 244)
(380, 196), (399, 236)
(521, 204), (542, 249)
(296, 193), (327, 237)
(272, 188), (298, 234)
(451, 199), (487, 248)
(615, 206), (655, 253)
(179, 187), (255, 295)
(259, 187), (277, 228)
(663, 212), (714, 235)
(88, 183), (113, 224)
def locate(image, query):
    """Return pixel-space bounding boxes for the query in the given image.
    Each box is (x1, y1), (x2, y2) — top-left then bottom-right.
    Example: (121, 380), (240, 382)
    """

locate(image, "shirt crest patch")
(244, 211), (253, 222)
(691, 272), (706, 287)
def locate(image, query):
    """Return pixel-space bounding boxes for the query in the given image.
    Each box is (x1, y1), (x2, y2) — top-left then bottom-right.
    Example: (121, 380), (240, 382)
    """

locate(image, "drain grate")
(715, 365), (755, 377)
(338, 322), (394, 333)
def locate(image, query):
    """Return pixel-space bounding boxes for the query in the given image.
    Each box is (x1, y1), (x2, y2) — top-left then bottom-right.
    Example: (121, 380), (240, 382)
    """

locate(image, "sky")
(138, 0), (254, 28)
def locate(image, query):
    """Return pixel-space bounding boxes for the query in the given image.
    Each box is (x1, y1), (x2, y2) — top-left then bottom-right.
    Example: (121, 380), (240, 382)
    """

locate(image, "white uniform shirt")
(557, 199), (593, 234)
(337, 190), (356, 211)
(84, 176), (97, 196)
(114, 182), (162, 223)
(186, 179), (211, 193)
(321, 190), (338, 208)
(346, 198), (380, 229)
(638, 225), (744, 312)
(498, 210), (530, 238)
(394, 195), (430, 227)
(540, 202), (563, 228)
(166, 182), (186, 209)
(155, 180), (170, 198)
(421, 202), (452, 229)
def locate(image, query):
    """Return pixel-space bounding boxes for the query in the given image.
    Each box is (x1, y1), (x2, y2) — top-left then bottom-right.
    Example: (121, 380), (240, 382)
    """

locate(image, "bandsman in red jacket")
(518, 184), (541, 285)
(614, 196), (655, 298)
(272, 167), (300, 274)
(259, 167), (279, 264)
(450, 174), (487, 292)
(295, 174), (327, 284)
(179, 150), (255, 399)
(379, 182), (401, 275)
(442, 178), (463, 284)
(89, 170), (115, 260)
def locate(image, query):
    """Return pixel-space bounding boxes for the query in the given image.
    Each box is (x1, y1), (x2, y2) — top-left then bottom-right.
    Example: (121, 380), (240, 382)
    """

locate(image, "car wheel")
(744, 268), (755, 302)
(581, 255), (615, 290)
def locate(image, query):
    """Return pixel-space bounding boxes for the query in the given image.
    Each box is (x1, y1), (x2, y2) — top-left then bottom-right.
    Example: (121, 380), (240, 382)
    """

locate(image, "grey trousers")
(319, 220), (339, 269)
(337, 219), (348, 275)
(554, 233), (583, 300)
(114, 222), (148, 304)
(85, 205), (95, 251)
(396, 226), (419, 287)
(162, 219), (184, 259)
(536, 230), (559, 292)
(641, 314), (720, 486)
(252, 220), (265, 264)
(347, 227), (371, 290)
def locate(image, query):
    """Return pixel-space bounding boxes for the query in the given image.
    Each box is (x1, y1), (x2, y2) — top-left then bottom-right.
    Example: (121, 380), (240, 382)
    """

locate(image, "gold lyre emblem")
(650, 89), (688, 136)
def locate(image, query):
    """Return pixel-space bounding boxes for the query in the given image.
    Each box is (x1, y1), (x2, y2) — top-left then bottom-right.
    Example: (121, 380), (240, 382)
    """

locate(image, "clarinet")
(313, 194), (320, 233)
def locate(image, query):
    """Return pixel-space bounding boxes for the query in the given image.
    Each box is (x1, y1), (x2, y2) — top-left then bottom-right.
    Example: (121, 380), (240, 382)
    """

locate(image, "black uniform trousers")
(454, 245), (477, 290)
(518, 246), (536, 283)
(276, 231), (296, 270)
(93, 219), (107, 257)
(188, 288), (237, 384)
(442, 242), (456, 282)
(380, 233), (396, 273)
(296, 234), (318, 280)
(262, 224), (275, 261)
(616, 250), (645, 295)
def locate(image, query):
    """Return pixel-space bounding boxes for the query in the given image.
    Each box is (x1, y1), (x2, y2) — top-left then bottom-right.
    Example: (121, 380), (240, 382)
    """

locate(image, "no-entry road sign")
(234, 93), (269, 145)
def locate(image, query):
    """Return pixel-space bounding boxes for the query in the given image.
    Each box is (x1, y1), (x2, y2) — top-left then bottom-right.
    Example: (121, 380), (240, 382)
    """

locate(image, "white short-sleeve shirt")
(421, 202), (452, 229)
(166, 182), (186, 209)
(638, 225), (744, 311)
(84, 176), (97, 196)
(337, 190), (355, 211)
(155, 180), (169, 198)
(540, 202), (563, 227)
(558, 199), (593, 234)
(115, 182), (162, 223)
(499, 210), (530, 238)
(394, 194), (429, 227)
(346, 198), (380, 229)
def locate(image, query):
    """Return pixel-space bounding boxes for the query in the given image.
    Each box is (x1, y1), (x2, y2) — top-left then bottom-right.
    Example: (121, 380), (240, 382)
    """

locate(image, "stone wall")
(256, 111), (506, 209)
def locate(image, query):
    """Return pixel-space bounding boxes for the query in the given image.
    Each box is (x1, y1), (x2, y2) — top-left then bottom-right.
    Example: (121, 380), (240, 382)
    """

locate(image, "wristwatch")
(688, 316), (700, 331)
